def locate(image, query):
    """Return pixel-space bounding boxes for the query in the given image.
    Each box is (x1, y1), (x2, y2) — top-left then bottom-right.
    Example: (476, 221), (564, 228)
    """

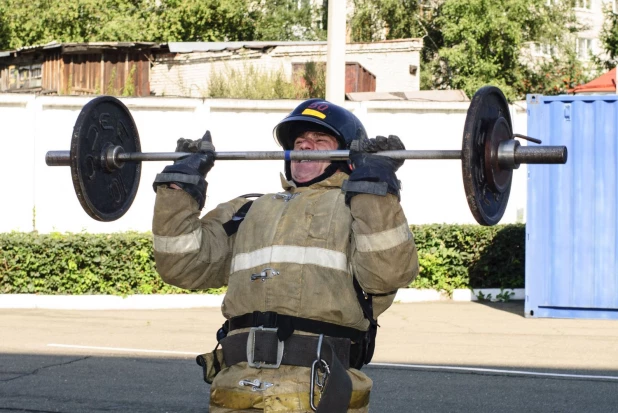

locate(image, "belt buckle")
(246, 327), (284, 369)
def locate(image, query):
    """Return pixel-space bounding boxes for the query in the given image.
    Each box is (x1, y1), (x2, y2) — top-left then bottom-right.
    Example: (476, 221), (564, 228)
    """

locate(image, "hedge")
(0, 224), (525, 295)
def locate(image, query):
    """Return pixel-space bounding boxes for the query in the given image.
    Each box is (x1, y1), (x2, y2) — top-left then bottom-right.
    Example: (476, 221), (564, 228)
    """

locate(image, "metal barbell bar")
(46, 146), (566, 167)
(43, 86), (569, 225)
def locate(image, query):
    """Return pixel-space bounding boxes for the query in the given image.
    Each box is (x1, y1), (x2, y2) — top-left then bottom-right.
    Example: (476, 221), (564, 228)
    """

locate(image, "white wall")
(0, 94), (528, 234)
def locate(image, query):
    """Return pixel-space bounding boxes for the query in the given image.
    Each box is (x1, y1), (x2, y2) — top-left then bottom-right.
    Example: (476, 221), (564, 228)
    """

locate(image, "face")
(290, 131), (339, 183)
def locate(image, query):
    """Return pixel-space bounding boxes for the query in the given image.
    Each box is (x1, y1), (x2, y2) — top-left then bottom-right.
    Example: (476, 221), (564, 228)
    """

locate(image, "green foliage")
(496, 289), (515, 302)
(252, 0), (326, 41)
(595, 6), (618, 71)
(0, 0), (326, 51)
(122, 64), (137, 97)
(0, 0), (150, 49)
(207, 63), (306, 99)
(106, 67), (118, 95)
(410, 224), (525, 293)
(349, 0), (583, 100)
(146, 0), (258, 42)
(432, 0), (581, 100)
(476, 291), (493, 302)
(0, 4), (9, 50)
(520, 48), (589, 95)
(349, 0), (384, 42)
(300, 61), (326, 99)
(206, 61), (326, 99)
(0, 232), (223, 295)
(0, 225), (525, 295)
(350, 0), (427, 42)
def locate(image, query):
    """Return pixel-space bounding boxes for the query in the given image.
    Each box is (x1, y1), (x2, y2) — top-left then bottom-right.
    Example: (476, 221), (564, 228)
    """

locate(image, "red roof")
(571, 68), (617, 94)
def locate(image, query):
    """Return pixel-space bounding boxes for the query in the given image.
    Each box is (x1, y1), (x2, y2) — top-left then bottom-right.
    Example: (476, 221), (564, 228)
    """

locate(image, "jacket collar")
(280, 171), (349, 192)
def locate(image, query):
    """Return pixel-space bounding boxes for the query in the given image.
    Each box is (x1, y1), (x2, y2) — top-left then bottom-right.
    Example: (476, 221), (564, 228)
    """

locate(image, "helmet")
(274, 99), (368, 150)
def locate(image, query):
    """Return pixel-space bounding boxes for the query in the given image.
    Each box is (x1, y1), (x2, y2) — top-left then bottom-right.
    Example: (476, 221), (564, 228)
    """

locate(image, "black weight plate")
(70, 96), (141, 222)
(462, 86), (513, 226)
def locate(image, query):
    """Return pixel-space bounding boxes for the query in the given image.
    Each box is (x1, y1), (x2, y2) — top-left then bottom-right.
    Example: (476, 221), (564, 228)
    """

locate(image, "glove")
(343, 135), (404, 205)
(153, 130), (216, 210)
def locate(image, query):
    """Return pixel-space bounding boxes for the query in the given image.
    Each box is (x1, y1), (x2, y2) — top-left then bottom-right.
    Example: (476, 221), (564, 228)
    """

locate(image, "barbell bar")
(44, 86), (568, 225)
(46, 146), (565, 165)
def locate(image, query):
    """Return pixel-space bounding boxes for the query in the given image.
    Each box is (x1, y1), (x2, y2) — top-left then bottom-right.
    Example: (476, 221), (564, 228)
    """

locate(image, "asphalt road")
(2, 302), (618, 412)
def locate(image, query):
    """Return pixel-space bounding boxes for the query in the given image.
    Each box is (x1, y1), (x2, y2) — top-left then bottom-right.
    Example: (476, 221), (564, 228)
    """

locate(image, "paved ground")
(1, 301), (618, 412)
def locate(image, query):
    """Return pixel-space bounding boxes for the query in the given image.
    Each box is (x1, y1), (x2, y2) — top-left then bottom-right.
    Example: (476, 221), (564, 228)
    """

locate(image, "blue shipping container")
(526, 94), (618, 319)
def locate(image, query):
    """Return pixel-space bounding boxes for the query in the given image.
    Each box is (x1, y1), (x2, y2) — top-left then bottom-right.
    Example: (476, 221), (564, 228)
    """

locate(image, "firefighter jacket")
(152, 171), (419, 412)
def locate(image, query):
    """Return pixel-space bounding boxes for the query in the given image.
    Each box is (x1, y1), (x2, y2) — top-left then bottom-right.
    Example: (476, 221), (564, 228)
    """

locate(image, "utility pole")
(325, 0), (346, 105)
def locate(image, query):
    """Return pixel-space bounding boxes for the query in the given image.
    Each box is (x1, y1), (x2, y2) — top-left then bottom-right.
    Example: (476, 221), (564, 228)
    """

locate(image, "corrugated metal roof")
(571, 68), (617, 94)
(1, 41), (160, 56)
(167, 41), (325, 53)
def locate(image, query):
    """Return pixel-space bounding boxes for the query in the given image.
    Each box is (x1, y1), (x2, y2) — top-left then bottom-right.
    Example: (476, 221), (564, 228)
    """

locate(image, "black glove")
(343, 135), (404, 205)
(153, 130), (216, 210)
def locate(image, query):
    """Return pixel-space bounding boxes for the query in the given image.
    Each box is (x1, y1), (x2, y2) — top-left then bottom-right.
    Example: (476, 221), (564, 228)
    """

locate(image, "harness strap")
(352, 278), (379, 366)
(317, 342), (353, 413)
(228, 311), (367, 343)
(222, 201), (254, 236)
(221, 331), (351, 370)
(221, 331), (353, 413)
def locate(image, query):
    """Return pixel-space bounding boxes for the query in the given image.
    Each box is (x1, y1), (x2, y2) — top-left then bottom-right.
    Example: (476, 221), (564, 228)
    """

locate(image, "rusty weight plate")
(462, 86), (513, 226)
(70, 96), (141, 221)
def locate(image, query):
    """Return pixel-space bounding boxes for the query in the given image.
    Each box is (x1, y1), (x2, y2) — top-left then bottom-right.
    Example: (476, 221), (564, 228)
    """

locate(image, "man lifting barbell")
(44, 85), (568, 411)
(151, 98), (419, 412)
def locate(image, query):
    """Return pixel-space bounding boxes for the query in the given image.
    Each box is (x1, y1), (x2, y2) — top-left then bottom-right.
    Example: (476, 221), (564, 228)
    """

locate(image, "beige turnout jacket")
(152, 171), (419, 412)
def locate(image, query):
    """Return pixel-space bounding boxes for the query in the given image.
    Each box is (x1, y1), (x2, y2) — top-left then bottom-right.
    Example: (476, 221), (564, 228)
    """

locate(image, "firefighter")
(152, 99), (419, 412)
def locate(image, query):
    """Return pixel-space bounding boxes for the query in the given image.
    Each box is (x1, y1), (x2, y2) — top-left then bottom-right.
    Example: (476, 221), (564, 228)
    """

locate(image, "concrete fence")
(0, 94), (528, 234)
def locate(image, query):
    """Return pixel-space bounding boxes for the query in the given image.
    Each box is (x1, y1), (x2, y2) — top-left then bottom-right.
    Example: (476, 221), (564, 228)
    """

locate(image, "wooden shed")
(0, 42), (161, 96)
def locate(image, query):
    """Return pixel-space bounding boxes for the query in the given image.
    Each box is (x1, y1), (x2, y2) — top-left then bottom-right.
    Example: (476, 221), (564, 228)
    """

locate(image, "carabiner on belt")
(309, 334), (330, 411)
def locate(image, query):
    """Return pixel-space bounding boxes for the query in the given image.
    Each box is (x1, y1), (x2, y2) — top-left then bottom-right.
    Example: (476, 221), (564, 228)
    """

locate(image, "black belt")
(221, 328), (353, 413)
(221, 328), (351, 370)
(228, 311), (367, 343)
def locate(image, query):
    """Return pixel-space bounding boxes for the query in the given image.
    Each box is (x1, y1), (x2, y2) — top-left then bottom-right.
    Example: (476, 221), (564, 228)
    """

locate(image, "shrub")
(0, 232), (222, 295)
(0, 224), (525, 295)
(207, 63), (307, 99)
(410, 224), (525, 293)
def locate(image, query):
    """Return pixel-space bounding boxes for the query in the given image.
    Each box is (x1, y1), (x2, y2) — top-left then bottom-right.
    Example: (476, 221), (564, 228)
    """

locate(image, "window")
(8, 64), (42, 90)
(577, 38), (594, 59)
(531, 42), (555, 57)
(574, 0), (592, 9)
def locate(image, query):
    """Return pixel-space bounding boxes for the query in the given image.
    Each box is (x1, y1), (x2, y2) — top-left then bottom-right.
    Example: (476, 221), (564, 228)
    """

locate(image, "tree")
(0, 3), (10, 50)
(146, 0), (259, 42)
(596, 6), (618, 71)
(520, 48), (588, 95)
(349, 0), (384, 42)
(0, 0), (152, 49)
(349, 0), (431, 42)
(349, 0), (585, 99)
(0, 0), (324, 50)
(252, 0), (326, 41)
(430, 0), (584, 100)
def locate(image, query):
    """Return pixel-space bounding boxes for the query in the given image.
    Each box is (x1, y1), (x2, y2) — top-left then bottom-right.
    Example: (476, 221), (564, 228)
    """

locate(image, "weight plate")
(70, 96), (141, 222)
(462, 86), (513, 226)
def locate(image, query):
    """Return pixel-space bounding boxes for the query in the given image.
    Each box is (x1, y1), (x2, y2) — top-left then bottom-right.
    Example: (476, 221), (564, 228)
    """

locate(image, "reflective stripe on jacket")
(152, 171), (419, 327)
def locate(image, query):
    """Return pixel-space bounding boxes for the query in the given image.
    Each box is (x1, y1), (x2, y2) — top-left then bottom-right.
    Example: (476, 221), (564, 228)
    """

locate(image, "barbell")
(45, 86), (567, 226)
